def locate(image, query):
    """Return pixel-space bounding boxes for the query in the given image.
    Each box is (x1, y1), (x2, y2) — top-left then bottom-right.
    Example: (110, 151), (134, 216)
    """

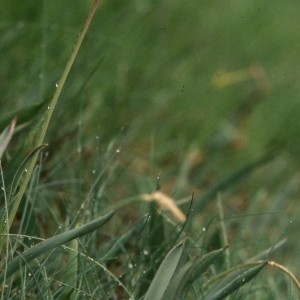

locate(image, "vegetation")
(1, 0), (300, 298)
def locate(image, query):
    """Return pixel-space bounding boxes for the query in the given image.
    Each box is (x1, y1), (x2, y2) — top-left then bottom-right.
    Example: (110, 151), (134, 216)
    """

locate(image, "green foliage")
(0, 0), (300, 299)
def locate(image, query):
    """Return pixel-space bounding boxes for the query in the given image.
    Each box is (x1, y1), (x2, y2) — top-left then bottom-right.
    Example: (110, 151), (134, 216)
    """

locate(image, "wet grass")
(1, 0), (300, 298)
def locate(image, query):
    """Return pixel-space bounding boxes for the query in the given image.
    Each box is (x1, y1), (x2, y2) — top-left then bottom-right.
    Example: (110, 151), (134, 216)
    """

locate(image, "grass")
(1, 0), (300, 298)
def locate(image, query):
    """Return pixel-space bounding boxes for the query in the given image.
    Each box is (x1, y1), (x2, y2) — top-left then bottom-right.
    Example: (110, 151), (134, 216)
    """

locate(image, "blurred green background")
(1, 0), (300, 295)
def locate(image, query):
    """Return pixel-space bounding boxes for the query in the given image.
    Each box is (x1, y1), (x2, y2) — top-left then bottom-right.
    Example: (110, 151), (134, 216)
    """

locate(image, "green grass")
(1, 0), (300, 298)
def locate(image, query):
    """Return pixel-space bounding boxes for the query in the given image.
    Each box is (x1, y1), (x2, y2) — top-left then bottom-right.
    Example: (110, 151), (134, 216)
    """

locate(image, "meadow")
(1, 0), (300, 298)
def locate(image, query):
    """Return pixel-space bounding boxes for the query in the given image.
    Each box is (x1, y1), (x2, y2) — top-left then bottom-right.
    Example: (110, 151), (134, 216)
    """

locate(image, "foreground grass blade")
(163, 247), (227, 299)
(0, 117), (16, 159)
(204, 261), (267, 300)
(185, 247), (227, 288)
(59, 237), (79, 300)
(0, 210), (115, 283)
(144, 240), (186, 300)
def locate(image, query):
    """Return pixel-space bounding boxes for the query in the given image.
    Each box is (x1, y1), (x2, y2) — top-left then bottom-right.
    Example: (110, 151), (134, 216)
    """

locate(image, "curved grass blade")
(0, 117), (16, 159)
(246, 238), (287, 262)
(204, 261), (267, 300)
(163, 247), (227, 299)
(8, 144), (48, 200)
(0, 210), (115, 283)
(185, 247), (227, 288)
(144, 239), (186, 300)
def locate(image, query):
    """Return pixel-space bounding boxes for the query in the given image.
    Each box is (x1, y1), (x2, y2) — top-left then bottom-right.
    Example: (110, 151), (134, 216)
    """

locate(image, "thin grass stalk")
(0, 163), (9, 296)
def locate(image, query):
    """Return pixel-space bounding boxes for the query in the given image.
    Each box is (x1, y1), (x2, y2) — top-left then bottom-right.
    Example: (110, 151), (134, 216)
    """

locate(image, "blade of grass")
(0, 163), (9, 299)
(59, 237), (79, 299)
(0, 210), (115, 283)
(162, 247), (227, 300)
(246, 238), (287, 262)
(0, 117), (16, 159)
(144, 239), (186, 300)
(204, 261), (267, 300)
(193, 152), (276, 212)
(8, 144), (47, 200)
(184, 247), (228, 288)
(136, 202), (165, 298)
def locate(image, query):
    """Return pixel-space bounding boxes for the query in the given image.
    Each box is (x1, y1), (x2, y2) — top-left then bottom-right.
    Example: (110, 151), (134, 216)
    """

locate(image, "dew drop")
(55, 82), (59, 88)
(202, 227), (206, 232)
(116, 149), (120, 153)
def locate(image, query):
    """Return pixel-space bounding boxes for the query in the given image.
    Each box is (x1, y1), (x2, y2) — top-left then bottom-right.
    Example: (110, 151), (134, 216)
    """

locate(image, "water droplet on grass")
(55, 82), (59, 88)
